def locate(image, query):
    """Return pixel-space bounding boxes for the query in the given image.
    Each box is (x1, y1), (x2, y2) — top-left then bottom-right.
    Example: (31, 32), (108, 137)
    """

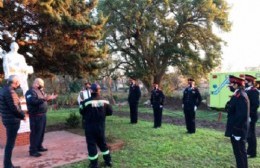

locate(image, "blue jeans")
(3, 122), (20, 168)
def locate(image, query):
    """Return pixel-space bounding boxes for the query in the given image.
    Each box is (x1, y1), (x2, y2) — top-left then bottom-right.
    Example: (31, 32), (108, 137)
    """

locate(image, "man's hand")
(194, 106), (197, 111)
(46, 94), (58, 101)
(160, 105), (163, 108)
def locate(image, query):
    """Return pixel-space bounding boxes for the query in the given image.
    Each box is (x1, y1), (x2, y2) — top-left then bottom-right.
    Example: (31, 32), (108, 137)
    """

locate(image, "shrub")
(65, 112), (80, 128)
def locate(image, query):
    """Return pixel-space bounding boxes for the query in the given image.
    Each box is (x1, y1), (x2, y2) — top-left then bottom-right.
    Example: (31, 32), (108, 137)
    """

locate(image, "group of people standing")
(225, 74), (259, 168)
(0, 75), (57, 168)
(1, 73), (259, 168)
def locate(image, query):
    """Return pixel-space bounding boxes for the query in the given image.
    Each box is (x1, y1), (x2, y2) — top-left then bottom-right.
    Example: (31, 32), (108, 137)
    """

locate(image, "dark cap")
(229, 75), (245, 86)
(245, 74), (256, 82)
(90, 83), (101, 93)
(188, 78), (194, 82)
(84, 80), (91, 85)
(130, 77), (136, 81)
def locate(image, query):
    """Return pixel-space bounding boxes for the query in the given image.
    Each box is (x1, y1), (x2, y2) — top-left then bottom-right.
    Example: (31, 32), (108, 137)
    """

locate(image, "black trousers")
(129, 102), (138, 123)
(3, 122), (20, 168)
(85, 126), (111, 168)
(153, 104), (163, 128)
(231, 137), (248, 168)
(184, 109), (196, 133)
(247, 121), (257, 156)
(29, 114), (46, 153)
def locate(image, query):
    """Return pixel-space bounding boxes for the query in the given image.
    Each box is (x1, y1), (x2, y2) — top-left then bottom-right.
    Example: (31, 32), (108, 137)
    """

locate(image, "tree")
(99, 0), (231, 90)
(0, 0), (108, 78)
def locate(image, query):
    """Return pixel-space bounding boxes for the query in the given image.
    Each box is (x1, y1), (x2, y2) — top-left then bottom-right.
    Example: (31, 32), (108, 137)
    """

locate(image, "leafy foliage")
(65, 111), (80, 128)
(0, 0), (108, 78)
(99, 0), (231, 89)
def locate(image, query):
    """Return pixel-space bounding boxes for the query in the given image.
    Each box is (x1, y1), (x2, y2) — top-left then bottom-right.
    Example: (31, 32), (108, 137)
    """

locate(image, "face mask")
(245, 83), (249, 88)
(229, 86), (235, 92)
(38, 86), (43, 90)
(15, 84), (21, 90)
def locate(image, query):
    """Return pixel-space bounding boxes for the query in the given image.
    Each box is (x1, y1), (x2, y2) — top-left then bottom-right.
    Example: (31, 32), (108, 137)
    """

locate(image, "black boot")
(89, 159), (98, 168)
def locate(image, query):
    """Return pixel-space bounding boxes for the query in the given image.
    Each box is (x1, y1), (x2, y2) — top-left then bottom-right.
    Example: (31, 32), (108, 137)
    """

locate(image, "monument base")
(0, 98), (30, 148)
(0, 116), (30, 148)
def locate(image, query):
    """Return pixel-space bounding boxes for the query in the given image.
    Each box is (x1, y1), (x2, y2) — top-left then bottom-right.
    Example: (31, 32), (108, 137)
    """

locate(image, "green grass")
(49, 108), (260, 168)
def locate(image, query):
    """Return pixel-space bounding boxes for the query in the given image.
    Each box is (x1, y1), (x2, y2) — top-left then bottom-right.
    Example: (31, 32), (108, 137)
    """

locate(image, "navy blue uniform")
(182, 86), (202, 133)
(128, 84), (141, 123)
(225, 89), (249, 168)
(245, 86), (259, 157)
(25, 88), (48, 155)
(80, 96), (113, 168)
(150, 88), (165, 128)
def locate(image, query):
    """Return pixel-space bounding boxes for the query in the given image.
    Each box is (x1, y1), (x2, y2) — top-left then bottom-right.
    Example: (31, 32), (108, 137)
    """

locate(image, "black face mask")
(38, 86), (43, 90)
(229, 86), (235, 92)
(245, 83), (249, 88)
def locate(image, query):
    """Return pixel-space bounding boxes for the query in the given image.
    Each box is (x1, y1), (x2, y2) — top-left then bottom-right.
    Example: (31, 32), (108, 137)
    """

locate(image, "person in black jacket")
(245, 74), (259, 158)
(182, 78), (202, 134)
(225, 75), (249, 168)
(0, 75), (25, 168)
(128, 78), (141, 124)
(150, 82), (165, 128)
(25, 78), (57, 157)
(80, 83), (113, 168)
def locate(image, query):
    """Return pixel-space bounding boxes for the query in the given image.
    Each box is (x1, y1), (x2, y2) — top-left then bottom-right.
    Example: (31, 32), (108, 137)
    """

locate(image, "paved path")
(0, 131), (88, 168)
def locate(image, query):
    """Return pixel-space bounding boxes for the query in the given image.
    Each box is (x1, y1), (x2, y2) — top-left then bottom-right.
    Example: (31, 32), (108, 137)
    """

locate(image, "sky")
(220, 0), (260, 72)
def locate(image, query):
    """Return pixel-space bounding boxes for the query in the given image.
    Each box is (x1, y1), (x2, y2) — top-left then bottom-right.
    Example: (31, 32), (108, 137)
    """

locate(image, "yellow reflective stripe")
(102, 150), (110, 155)
(88, 154), (98, 160)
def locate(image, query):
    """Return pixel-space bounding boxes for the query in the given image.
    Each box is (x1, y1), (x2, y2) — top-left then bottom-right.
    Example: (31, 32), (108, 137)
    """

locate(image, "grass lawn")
(48, 108), (260, 168)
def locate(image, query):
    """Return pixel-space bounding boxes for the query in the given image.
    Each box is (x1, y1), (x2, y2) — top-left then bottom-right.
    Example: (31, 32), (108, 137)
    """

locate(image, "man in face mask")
(225, 75), (249, 168)
(182, 78), (202, 134)
(150, 82), (165, 128)
(244, 74), (259, 158)
(128, 77), (141, 124)
(25, 78), (57, 157)
(0, 75), (25, 168)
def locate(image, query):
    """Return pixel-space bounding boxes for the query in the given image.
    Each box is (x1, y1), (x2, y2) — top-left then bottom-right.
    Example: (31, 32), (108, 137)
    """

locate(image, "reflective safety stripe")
(88, 154), (98, 160)
(84, 100), (110, 107)
(102, 150), (110, 155)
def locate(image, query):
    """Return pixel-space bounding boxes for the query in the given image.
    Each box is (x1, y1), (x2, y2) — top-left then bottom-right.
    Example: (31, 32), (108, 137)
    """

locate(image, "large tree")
(0, 0), (108, 78)
(99, 0), (231, 89)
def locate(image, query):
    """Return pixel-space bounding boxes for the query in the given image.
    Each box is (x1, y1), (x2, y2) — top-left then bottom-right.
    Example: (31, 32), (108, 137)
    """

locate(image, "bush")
(65, 112), (80, 128)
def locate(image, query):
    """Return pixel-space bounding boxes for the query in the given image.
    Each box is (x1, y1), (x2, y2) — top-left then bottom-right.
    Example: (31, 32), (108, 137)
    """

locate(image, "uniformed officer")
(225, 75), (249, 168)
(128, 77), (141, 124)
(80, 83), (113, 168)
(182, 78), (202, 133)
(245, 74), (259, 158)
(150, 82), (165, 128)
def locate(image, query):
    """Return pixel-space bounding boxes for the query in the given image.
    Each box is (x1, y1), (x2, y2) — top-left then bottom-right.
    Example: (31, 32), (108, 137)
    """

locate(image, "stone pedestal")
(0, 98), (30, 147)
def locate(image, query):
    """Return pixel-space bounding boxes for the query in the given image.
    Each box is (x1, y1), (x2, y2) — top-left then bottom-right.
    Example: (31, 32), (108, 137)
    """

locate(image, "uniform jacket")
(150, 88), (165, 106)
(182, 86), (202, 110)
(225, 89), (249, 139)
(0, 86), (25, 125)
(245, 86), (259, 122)
(128, 84), (141, 104)
(79, 95), (113, 130)
(25, 87), (48, 116)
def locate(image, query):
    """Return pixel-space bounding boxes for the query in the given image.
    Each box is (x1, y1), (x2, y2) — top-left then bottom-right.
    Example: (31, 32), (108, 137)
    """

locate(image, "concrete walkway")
(0, 131), (88, 168)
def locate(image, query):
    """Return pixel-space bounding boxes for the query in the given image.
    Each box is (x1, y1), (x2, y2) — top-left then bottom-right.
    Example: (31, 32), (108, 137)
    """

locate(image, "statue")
(3, 42), (34, 94)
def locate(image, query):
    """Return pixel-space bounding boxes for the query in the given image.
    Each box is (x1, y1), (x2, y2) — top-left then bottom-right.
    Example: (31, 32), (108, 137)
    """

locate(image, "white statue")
(3, 42), (34, 94)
